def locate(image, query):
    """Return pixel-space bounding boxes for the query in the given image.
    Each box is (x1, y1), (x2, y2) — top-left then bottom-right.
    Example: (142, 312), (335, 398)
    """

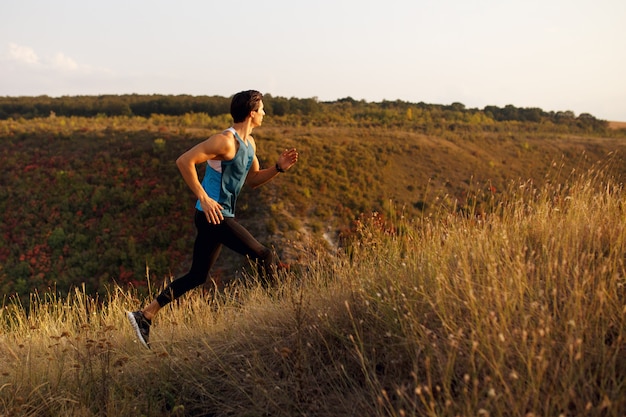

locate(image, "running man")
(127, 90), (298, 348)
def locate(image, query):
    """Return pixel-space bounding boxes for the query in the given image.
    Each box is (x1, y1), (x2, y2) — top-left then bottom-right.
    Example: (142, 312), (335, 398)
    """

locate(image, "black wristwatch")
(275, 163), (285, 173)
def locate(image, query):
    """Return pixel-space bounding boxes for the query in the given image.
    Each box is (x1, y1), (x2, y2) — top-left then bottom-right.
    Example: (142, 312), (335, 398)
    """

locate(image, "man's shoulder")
(206, 130), (236, 147)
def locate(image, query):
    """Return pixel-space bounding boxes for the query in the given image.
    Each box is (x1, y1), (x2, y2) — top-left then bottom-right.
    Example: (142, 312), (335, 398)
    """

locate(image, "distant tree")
(502, 104), (520, 121)
(299, 97), (320, 115)
(267, 96), (291, 116)
(556, 110), (576, 120)
(577, 112), (607, 131)
(337, 97), (357, 104)
(448, 102), (466, 112)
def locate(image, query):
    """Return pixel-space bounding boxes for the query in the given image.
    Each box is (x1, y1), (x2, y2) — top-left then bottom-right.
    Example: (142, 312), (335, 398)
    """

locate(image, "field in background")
(609, 121), (626, 130)
(2, 114), (626, 303)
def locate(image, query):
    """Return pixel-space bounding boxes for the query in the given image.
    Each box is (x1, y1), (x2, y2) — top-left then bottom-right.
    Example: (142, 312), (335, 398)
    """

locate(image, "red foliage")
(0, 128), (195, 299)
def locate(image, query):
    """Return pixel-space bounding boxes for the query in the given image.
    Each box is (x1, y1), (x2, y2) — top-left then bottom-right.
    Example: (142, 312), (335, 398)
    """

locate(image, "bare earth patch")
(609, 121), (626, 129)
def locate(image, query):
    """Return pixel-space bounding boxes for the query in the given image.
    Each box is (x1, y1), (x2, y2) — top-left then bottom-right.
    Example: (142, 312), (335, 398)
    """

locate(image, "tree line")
(0, 94), (609, 133)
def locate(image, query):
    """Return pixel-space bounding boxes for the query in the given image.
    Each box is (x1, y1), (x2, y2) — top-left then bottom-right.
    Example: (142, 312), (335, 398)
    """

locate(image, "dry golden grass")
(1, 163), (625, 416)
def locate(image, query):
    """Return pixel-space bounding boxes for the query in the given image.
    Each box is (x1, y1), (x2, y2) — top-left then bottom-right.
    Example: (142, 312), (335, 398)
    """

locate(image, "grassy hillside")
(1, 114), (626, 301)
(0, 168), (624, 416)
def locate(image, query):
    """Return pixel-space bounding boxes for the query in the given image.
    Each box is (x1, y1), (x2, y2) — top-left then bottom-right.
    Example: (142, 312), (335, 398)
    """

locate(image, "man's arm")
(246, 147), (298, 189)
(176, 133), (234, 224)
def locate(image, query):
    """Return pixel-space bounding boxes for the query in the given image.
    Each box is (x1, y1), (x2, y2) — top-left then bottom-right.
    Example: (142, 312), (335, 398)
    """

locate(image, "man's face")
(252, 100), (265, 126)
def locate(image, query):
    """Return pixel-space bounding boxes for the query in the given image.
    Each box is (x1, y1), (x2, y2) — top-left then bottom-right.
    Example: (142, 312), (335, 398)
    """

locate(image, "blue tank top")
(195, 128), (254, 217)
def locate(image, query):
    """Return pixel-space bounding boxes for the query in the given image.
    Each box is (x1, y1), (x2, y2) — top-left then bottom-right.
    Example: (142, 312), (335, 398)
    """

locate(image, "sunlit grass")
(1, 167), (625, 416)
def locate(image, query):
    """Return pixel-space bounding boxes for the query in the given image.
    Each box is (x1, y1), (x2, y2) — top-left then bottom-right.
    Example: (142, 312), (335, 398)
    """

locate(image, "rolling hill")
(1, 114), (625, 300)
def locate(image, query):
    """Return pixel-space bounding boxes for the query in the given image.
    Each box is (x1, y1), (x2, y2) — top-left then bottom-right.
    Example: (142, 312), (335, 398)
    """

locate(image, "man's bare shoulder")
(203, 130), (235, 147)
(196, 129), (237, 159)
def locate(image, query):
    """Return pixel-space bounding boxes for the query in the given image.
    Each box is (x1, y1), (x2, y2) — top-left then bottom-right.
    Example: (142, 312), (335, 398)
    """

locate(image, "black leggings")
(156, 210), (276, 306)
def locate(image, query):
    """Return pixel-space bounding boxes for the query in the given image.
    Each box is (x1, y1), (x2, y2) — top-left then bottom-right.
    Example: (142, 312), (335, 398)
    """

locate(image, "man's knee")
(259, 247), (276, 265)
(256, 248), (279, 285)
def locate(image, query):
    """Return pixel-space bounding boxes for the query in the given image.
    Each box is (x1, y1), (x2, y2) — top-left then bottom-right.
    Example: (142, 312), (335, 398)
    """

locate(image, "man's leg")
(219, 218), (278, 285)
(155, 210), (223, 307)
(128, 211), (222, 348)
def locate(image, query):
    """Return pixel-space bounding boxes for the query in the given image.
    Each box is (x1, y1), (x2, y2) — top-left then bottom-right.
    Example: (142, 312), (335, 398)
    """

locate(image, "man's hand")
(277, 148), (299, 172)
(199, 196), (224, 224)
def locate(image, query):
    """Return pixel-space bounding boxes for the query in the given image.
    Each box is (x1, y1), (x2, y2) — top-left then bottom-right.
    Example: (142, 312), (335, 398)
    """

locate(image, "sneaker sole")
(126, 311), (150, 349)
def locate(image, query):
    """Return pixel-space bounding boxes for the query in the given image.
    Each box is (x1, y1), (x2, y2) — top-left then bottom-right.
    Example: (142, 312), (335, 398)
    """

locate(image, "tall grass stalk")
(1, 168), (624, 416)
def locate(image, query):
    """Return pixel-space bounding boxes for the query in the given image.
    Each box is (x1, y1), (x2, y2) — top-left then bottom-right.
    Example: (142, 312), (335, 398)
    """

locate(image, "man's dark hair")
(230, 90), (263, 123)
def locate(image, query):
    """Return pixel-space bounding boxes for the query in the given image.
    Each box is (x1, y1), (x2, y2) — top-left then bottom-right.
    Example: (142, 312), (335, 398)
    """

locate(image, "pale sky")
(1, 0), (625, 121)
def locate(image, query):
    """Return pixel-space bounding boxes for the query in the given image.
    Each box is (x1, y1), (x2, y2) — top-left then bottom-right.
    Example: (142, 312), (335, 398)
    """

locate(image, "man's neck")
(232, 120), (253, 140)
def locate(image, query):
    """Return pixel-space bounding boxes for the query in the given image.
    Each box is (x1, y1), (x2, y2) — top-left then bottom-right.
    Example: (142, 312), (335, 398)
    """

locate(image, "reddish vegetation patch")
(608, 121), (626, 130)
